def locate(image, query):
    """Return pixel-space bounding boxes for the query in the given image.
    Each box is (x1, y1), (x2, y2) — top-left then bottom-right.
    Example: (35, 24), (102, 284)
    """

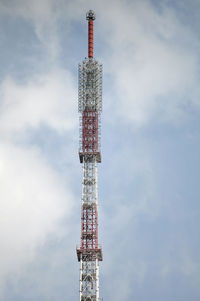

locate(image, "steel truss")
(77, 10), (102, 301)
(77, 159), (102, 301)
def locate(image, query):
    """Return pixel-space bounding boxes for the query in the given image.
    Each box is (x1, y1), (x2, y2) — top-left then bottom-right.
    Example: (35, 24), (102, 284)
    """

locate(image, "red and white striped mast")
(76, 10), (103, 301)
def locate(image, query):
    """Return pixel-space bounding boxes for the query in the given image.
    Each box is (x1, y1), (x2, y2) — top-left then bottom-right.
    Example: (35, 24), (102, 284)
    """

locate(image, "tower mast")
(76, 10), (103, 301)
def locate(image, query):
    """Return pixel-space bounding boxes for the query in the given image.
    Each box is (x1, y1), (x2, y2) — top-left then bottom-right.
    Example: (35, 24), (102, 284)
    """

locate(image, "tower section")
(76, 10), (103, 301)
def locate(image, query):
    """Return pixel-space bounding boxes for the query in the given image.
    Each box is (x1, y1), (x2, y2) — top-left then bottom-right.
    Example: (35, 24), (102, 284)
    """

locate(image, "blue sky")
(0, 0), (200, 300)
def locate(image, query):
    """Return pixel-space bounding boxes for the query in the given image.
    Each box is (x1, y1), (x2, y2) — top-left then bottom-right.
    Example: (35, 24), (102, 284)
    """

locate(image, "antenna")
(86, 10), (96, 58)
(76, 10), (103, 301)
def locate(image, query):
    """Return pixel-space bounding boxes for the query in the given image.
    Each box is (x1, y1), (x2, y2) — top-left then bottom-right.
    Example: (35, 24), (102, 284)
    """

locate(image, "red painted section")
(82, 110), (98, 153)
(88, 20), (93, 58)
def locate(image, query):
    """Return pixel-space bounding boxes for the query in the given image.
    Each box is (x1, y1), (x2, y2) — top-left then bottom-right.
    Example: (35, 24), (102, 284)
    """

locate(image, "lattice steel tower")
(76, 10), (103, 301)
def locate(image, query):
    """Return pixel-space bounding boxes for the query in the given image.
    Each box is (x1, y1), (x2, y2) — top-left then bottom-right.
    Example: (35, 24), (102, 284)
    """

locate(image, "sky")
(0, 0), (200, 300)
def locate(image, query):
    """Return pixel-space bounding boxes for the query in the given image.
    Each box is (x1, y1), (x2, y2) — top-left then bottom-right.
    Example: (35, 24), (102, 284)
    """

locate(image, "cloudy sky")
(0, 0), (200, 300)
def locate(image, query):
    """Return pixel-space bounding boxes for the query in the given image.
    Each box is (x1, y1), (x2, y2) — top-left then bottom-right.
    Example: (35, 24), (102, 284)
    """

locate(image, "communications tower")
(76, 10), (103, 301)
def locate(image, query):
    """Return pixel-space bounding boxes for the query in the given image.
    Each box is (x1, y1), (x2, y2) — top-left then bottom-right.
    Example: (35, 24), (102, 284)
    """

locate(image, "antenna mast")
(76, 10), (103, 301)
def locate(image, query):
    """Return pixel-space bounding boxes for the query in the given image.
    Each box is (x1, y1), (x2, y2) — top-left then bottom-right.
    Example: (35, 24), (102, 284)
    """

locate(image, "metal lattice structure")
(76, 10), (103, 301)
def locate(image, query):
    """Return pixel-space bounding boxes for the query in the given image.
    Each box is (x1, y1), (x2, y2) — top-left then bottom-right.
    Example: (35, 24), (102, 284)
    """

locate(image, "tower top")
(86, 10), (96, 21)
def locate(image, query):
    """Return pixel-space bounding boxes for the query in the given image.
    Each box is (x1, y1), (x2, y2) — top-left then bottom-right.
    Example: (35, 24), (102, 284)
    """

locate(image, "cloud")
(0, 0), (62, 60)
(0, 7), (78, 293)
(0, 1), (79, 296)
(0, 43), (78, 295)
(0, 0), (200, 300)
(0, 141), (74, 295)
(0, 0), (87, 62)
(97, 0), (200, 126)
(0, 69), (76, 137)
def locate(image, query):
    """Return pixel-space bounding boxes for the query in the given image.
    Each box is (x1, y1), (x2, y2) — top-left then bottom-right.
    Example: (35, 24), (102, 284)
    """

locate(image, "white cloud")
(0, 0), (62, 60)
(97, 0), (200, 125)
(0, 141), (74, 295)
(0, 0), (86, 61)
(0, 69), (76, 137)
(0, 8), (78, 292)
(2, 0), (199, 128)
(0, 1), (79, 296)
(0, 0), (199, 299)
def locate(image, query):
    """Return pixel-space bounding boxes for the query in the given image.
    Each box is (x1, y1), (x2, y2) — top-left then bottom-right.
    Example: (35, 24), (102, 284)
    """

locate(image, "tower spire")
(86, 10), (95, 58)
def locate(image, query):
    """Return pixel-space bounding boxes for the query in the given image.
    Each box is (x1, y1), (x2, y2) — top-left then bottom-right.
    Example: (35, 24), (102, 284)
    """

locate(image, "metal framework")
(77, 10), (103, 301)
